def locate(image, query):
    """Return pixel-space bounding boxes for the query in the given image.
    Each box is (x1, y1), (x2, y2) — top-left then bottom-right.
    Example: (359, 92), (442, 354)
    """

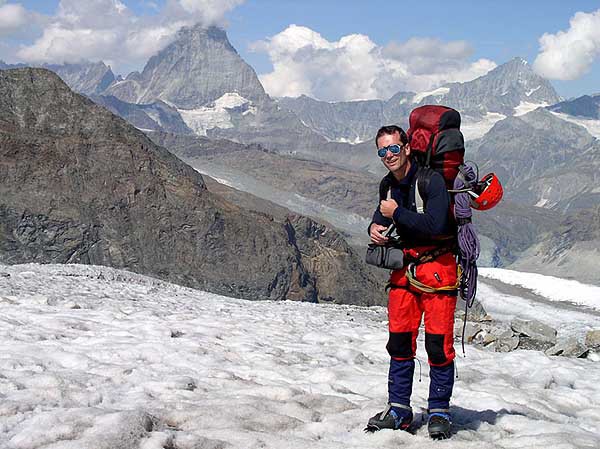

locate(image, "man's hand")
(369, 223), (389, 246)
(380, 199), (398, 218)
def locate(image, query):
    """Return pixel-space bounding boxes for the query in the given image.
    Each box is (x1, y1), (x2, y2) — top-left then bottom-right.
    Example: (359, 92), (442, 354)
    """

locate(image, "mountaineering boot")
(427, 410), (451, 440)
(427, 362), (454, 439)
(365, 403), (413, 432)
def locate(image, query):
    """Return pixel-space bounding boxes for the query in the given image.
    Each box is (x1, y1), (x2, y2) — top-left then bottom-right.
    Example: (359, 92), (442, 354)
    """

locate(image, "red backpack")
(408, 105), (503, 211)
(407, 105), (465, 190)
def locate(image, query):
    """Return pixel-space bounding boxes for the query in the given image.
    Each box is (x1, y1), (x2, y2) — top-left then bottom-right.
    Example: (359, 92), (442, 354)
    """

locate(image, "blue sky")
(4, 0), (600, 99)
(226, 0), (600, 99)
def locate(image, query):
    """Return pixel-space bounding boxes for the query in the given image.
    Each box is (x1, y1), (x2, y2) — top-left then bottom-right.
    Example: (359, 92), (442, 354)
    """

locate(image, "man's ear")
(404, 145), (411, 157)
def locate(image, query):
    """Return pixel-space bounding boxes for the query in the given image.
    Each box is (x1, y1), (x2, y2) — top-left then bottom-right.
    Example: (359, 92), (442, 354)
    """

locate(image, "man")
(366, 125), (457, 440)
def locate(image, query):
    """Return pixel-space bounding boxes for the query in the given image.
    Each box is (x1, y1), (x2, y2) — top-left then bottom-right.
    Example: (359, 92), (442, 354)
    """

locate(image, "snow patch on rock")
(144, 108), (162, 127)
(179, 93), (256, 136)
(462, 112), (507, 140)
(334, 135), (365, 145)
(525, 85), (542, 97)
(549, 111), (600, 138)
(514, 101), (548, 116)
(534, 186), (556, 208)
(412, 87), (450, 104)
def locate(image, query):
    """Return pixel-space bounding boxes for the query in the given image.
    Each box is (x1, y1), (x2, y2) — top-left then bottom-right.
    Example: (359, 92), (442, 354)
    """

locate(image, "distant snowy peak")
(412, 57), (561, 117)
(276, 95), (394, 144)
(461, 112), (507, 140)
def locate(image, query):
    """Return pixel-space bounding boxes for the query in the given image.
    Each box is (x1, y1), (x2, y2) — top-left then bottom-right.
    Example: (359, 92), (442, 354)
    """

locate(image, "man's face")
(377, 132), (411, 176)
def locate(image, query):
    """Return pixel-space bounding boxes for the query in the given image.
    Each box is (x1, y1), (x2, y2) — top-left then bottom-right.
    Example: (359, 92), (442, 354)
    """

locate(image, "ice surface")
(0, 263), (599, 448)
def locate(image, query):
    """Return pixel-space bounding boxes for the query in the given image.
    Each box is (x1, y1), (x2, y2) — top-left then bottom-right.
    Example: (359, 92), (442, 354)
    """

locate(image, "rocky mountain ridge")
(278, 58), (561, 144)
(0, 68), (385, 305)
(1, 59), (115, 95)
(89, 94), (194, 135)
(469, 108), (599, 213)
(547, 94), (600, 119)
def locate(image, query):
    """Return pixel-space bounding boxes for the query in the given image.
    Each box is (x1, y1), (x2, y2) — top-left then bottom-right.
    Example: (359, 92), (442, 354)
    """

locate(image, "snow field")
(0, 264), (599, 448)
(479, 268), (600, 312)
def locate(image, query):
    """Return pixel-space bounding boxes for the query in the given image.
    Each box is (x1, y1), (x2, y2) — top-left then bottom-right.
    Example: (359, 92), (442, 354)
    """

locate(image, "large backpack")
(408, 105), (503, 212)
(407, 105), (479, 307)
(408, 105), (465, 191)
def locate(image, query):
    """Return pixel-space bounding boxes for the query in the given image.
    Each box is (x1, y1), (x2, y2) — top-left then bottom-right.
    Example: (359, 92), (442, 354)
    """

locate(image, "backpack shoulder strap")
(415, 167), (433, 214)
(379, 173), (394, 201)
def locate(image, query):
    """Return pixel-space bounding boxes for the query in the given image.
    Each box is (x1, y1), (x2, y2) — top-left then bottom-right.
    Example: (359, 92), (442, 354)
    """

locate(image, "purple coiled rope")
(453, 165), (480, 305)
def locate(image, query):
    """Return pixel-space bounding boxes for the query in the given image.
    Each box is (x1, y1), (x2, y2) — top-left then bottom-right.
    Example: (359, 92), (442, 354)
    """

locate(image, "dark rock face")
(0, 68), (384, 304)
(199, 176), (388, 305)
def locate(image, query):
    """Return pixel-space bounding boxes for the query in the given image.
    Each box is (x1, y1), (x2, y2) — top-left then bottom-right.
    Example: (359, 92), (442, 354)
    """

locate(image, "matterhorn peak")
(103, 23), (268, 109)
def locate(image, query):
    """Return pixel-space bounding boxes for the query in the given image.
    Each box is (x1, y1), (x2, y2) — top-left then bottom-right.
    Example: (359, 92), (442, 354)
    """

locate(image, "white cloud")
(0, 3), (29, 36)
(15, 0), (244, 73)
(533, 9), (600, 80)
(176, 0), (244, 24)
(252, 25), (496, 101)
(18, 25), (120, 64)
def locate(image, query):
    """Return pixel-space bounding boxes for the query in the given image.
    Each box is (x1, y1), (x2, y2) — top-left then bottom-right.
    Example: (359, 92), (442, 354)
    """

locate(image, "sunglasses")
(377, 144), (404, 158)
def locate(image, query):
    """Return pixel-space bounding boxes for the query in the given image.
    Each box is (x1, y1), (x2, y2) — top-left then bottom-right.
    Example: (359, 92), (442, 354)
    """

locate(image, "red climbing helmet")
(469, 173), (503, 210)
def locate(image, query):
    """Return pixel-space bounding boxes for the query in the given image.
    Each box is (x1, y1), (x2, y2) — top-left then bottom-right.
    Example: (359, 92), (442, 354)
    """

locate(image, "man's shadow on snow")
(411, 406), (523, 433)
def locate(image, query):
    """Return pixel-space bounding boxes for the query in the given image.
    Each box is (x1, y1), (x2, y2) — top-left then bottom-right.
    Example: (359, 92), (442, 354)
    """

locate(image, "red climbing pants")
(386, 251), (457, 367)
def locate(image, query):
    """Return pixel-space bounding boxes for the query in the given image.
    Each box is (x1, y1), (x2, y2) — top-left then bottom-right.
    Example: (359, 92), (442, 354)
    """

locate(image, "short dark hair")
(375, 125), (408, 147)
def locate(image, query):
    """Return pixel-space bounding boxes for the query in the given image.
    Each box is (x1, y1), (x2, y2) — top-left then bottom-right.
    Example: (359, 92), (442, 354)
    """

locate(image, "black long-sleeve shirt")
(370, 161), (454, 244)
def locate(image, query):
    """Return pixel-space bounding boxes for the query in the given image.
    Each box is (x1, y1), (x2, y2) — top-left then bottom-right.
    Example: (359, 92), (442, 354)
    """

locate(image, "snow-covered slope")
(178, 93), (257, 136)
(1, 263), (599, 448)
(480, 268), (600, 312)
(548, 111), (600, 139)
